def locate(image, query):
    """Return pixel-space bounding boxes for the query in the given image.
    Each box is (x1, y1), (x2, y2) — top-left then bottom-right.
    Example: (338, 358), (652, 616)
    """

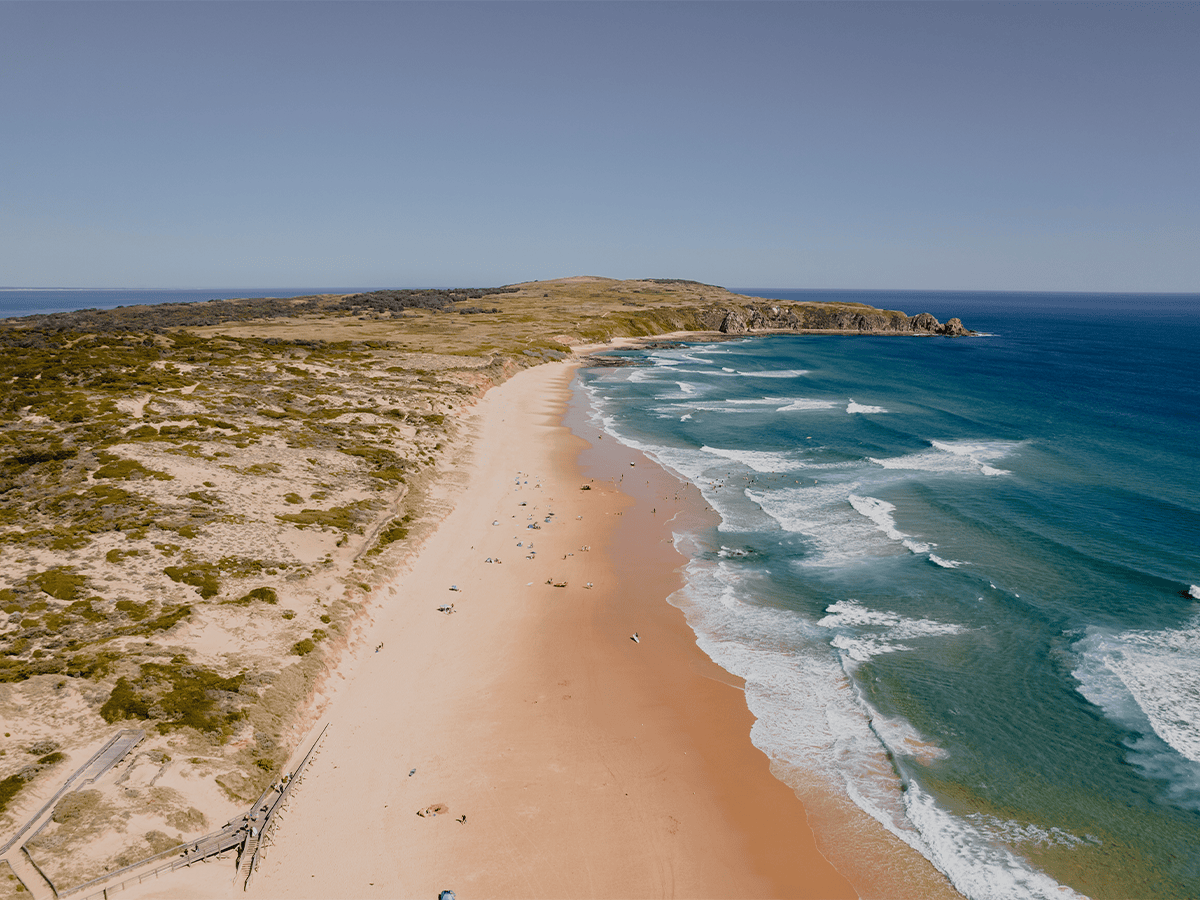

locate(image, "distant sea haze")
(0, 288), (385, 321)
(584, 289), (1200, 900)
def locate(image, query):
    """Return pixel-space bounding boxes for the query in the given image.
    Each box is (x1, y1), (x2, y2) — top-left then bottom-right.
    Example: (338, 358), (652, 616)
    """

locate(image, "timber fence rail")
(62, 837), (237, 900)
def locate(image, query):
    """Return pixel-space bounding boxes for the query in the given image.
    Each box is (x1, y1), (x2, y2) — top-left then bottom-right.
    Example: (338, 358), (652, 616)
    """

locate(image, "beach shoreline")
(121, 360), (855, 898)
(113, 354), (964, 900)
(566, 359), (962, 900)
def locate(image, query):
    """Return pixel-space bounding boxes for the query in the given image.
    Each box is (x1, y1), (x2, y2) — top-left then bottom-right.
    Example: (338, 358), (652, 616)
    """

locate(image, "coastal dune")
(145, 361), (858, 898)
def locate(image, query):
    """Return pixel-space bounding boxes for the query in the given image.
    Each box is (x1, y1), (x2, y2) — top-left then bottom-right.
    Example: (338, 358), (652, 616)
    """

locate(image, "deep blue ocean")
(580, 290), (1200, 899)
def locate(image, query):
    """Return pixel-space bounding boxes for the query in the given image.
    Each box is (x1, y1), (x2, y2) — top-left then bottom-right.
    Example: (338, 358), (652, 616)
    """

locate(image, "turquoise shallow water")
(580, 292), (1200, 899)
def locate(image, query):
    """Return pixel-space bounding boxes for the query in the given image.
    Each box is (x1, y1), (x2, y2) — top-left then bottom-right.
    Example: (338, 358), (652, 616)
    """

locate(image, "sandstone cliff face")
(703, 303), (970, 337)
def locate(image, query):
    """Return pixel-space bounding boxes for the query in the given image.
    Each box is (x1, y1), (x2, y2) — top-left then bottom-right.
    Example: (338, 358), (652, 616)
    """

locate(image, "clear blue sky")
(2, 1), (1197, 292)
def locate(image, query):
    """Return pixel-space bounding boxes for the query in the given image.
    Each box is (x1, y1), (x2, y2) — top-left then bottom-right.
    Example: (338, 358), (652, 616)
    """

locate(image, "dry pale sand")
(126, 360), (906, 899)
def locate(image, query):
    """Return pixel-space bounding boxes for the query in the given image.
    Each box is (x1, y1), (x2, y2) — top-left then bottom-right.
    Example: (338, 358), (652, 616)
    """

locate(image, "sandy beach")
(120, 360), (856, 899)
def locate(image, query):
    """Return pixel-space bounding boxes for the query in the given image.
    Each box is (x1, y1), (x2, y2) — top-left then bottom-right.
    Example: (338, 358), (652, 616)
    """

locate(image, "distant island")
(0, 277), (968, 896)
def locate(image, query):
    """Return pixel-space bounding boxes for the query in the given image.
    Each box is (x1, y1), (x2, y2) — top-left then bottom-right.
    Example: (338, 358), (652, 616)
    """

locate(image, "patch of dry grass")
(182, 277), (752, 351)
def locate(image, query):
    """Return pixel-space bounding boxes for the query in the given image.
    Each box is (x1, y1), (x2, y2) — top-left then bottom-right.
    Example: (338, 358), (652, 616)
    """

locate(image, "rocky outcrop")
(719, 310), (748, 334)
(704, 302), (973, 336)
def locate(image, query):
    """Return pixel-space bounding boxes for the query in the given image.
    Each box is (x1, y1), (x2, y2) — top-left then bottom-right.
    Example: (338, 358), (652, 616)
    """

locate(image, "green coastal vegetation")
(0, 277), (967, 882)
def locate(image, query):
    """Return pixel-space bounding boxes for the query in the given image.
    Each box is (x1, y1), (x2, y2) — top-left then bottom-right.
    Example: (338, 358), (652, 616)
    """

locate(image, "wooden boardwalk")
(0, 729), (146, 899)
(0, 723), (326, 898)
(62, 723), (330, 899)
(0, 730), (144, 860)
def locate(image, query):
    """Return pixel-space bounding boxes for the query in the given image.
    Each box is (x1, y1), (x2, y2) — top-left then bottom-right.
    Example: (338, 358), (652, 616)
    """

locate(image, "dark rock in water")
(910, 313), (939, 331)
(937, 317), (968, 336)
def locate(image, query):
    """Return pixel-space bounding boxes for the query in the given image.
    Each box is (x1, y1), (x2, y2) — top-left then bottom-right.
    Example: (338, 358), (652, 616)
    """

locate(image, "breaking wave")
(870, 440), (1019, 477)
(847, 398), (888, 414)
(1073, 619), (1200, 806)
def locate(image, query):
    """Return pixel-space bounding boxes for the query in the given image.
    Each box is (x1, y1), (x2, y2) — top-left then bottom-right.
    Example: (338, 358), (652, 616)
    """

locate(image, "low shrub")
(100, 659), (245, 736)
(33, 567), (86, 602)
(163, 563), (219, 599)
(224, 586), (278, 606)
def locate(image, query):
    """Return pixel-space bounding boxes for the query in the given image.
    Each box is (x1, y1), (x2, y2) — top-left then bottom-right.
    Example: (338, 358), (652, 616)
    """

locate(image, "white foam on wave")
(963, 814), (1097, 850)
(613, 434), (976, 574)
(583, 376), (816, 536)
(651, 381), (713, 401)
(593, 437), (777, 535)
(776, 398), (839, 411)
(828, 633), (894, 663)
(580, 386), (621, 438)
(700, 445), (796, 474)
(645, 349), (716, 368)
(653, 404), (760, 415)
(736, 368), (811, 378)
(655, 397), (837, 415)
(847, 398), (888, 414)
(586, 369), (1083, 900)
(819, 599), (966, 663)
(933, 440), (1014, 476)
(848, 495), (932, 555)
(1073, 620), (1200, 765)
(749, 482), (909, 567)
(820, 599), (966, 639)
(674, 554), (1078, 900)
(716, 545), (754, 560)
(904, 782), (1090, 900)
(872, 440), (1018, 477)
(669, 555), (927, 848)
(674, 367), (740, 377)
(1190, 585), (1200, 600)
(622, 364), (729, 387)
(625, 357), (720, 382)
(685, 343), (740, 355)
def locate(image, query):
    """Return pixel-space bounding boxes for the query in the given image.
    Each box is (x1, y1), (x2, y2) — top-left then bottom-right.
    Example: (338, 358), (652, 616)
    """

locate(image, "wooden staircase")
(234, 833), (258, 889)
